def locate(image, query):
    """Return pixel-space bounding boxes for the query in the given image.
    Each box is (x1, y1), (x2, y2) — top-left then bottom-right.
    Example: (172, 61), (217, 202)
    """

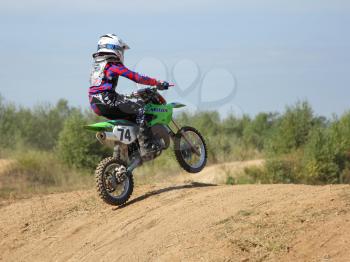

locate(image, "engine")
(141, 125), (170, 162)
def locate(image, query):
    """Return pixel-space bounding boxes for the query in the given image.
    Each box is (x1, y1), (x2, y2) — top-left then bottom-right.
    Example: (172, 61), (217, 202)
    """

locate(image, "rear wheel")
(95, 157), (133, 206)
(174, 126), (207, 173)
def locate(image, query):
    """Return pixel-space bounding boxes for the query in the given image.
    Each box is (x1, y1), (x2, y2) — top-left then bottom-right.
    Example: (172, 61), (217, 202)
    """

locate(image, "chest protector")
(89, 59), (108, 87)
(89, 54), (121, 87)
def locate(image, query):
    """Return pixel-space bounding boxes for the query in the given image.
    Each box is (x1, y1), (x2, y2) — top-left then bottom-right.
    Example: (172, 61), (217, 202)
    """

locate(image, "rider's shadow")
(113, 182), (216, 210)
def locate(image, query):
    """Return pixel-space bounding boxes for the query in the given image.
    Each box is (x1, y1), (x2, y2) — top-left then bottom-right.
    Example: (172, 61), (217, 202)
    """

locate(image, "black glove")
(157, 81), (170, 90)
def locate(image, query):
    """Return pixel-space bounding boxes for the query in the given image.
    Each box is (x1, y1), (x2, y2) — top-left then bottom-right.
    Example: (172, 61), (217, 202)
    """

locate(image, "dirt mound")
(1, 181), (350, 261)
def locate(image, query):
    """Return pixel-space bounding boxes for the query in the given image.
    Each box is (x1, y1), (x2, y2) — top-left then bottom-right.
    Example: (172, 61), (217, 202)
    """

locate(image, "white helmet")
(94, 34), (130, 62)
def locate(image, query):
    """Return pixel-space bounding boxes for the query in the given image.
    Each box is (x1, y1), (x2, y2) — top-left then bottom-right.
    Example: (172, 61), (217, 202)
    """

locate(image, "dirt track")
(1, 178), (350, 261)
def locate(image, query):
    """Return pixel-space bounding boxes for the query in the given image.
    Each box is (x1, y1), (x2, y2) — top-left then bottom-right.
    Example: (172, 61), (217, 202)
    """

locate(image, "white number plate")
(112, 125), (137, 144)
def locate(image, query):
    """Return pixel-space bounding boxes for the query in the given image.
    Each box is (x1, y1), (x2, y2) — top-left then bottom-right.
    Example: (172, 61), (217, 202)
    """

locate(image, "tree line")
(1, 94), (350, 184)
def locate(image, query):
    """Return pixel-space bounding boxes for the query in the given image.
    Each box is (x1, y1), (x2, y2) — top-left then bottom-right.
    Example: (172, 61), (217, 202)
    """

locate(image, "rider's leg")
(90, 92), (141, 121)
(116, 100), (151, 154)
(90, 92), (151, 156)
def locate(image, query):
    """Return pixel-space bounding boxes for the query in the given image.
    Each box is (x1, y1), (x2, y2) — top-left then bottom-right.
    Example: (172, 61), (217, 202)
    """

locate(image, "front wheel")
(95, 157), (134, 206)
(174, 126), (207, 173)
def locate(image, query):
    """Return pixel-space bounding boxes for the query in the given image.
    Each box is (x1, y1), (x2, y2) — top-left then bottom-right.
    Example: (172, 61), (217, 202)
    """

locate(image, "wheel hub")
(106, 175), (117, 192)
(105, 165), (127, 193)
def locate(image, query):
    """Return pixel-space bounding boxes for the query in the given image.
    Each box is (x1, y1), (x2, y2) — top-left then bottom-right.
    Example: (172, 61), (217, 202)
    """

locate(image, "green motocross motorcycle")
(85, 85), (207, 206)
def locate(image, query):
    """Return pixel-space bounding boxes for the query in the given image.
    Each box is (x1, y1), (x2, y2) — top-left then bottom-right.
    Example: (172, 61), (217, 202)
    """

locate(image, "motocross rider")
(89, 34), (169, 154)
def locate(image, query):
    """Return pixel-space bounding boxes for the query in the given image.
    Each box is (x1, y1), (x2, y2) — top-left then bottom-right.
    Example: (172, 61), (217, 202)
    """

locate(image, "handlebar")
(125, 84), (174, 99)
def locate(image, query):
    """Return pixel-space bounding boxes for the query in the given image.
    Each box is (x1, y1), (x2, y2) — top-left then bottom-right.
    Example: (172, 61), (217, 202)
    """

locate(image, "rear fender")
(84, 121), (114, 132)
(84, 119), (135, 132)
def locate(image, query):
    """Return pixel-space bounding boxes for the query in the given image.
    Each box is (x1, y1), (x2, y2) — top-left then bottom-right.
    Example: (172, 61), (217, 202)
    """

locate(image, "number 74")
(117, 128), (131, 142)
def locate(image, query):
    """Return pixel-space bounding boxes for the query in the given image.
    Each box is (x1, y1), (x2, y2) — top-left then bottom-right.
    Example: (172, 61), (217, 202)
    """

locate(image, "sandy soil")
(0, 159), (14, 176)
(1, 180), (350, 262)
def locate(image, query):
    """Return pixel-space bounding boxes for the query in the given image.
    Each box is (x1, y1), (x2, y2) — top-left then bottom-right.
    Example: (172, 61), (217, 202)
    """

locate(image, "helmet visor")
(97, 44), (124, 51)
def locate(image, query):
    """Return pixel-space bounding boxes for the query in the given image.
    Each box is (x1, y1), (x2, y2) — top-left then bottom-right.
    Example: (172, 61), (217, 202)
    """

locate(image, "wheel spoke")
(103, 163), (129, 199)
(95, 157), (134, 206)
(179, 131), (206, 169)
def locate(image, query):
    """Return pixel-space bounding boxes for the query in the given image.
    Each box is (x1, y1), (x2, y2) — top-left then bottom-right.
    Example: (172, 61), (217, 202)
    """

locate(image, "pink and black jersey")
(89, 62), (158, 95)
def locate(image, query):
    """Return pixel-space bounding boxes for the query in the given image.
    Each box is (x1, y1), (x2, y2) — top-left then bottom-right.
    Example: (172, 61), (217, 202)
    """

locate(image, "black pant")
(89, 92), (144, 123)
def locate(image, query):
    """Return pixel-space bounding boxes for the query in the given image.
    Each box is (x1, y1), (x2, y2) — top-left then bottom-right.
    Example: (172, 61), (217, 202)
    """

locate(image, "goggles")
(97, 44), (123, 51)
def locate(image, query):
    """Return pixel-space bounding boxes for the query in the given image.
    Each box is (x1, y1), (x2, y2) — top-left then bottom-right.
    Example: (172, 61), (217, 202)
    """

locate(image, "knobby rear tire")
(95, 157), (134, 206)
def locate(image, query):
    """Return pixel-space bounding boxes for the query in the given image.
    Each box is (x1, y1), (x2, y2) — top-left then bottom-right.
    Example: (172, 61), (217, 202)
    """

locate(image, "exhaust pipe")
(96, 132), (118, 144)
(96, 132), (105, 144)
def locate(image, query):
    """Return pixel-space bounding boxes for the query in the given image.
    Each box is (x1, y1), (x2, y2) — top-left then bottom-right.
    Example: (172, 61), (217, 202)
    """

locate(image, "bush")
(0, 99), (20, 149)
(222, 114), (251, 138)
(243, 166), (267, 183)
(56, 111), (108, 170)
(0, 98), (75, 151)
(0, 150), (93, 199)
(301, 115), (350, 184)
(267, 101), (315, 154)
(244, 153), (302, 184)
(175, 111), (261, 162)
(226, 176), (235, 185)
(243, 112), (277, 151)
(265, 154), (303, 184)
(302, 128), (341, 184)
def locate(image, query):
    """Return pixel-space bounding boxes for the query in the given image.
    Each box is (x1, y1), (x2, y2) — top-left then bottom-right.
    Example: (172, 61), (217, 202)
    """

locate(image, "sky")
(0, 0), (349, 117)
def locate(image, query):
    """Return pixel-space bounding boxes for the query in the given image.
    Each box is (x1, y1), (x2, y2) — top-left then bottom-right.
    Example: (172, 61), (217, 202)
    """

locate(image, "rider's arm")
(106, 63), (158, 86)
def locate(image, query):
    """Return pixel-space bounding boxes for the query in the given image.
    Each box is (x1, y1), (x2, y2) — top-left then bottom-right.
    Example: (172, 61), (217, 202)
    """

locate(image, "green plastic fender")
(169, 102), (186, 108)
(84, 119), (135, 132)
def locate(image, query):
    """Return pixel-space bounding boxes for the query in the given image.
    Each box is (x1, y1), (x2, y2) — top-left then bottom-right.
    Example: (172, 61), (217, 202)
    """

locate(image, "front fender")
(169, 102), (186, 109)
